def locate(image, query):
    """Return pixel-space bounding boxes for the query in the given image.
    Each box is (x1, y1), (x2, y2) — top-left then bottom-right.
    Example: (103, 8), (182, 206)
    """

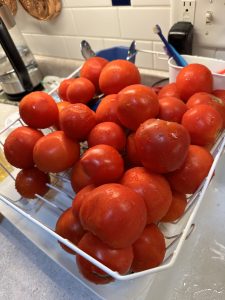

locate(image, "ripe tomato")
(66, 77), (95, 104)
(158, 96), (187, 123)
(80, 144), (124, 185)
(88, 122), (126, 152)
(135, 119), (190, 173)
(161, 191), (187, 222)
(99, 59), (141, 95)
(72, 184), (95, 217)
(95, 94), (122, 125)
(186, 92), (225, 128)
(213, 89), (225, 103)
(125, 133), (142, 168)
(55, 101), (71, 129)
(55, 208), (85, 255)
(4, 126), (43, 169)
(80, 56), (108, 92)
(60, 103), (96, 141)
(131, 224), (166, 272)
(176, 64), (213, 102)
(79, 183), (147, 249)
(117, 84), (159, 130)
(33, 131), (80, 173)
(158, 83), (181, 99)
(70, 160), (94, 193)
(76, 232), (133, 284)
(182, 104), (223, 146)
(121, 167), (172, 224)
(58, 78), (74, 101)
(15, 167), (50, 199)
(19, 91), (58, 129)
(167, 145), (213, 194)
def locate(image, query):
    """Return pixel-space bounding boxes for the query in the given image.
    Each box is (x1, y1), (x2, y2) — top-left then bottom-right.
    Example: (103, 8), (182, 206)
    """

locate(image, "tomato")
(79, 183), (147, 249)
(95, 94), (122, 125)
(99, 59), (141, 95)
(182, 104), (223, 146)
(186, 92), (225, 128)
(72, 184), (95, 217)
(80, 56), (108, 92)
(15, 167), (50, 199)
(131, 224), (166, 272)
(76, 232), (133, 284)
(60, 103), (96, 141)
(4, 126), (43, 169)
(161, 191), (187, 222)
(33, 131), (80, 173)
(176, 64), (213, 102)
(125, 133), (142, 168)
(55, 101), (71, 129)
(55, 208), (85, 255)
(158, 96), (187, 123)
(213, 89), (225, 103)
(158, 83), (181, 99)
(121, 167), (172, 224)
(66, 77), (95, 104)
(116, 84), (159, 130)
(167, 145), (213, 194)
(80, 145), (124, 185)
(19, 91), (58, 129)
(88, 122), (126, 152)
(135, 119), (190, 173)
(58, 78), (74, 101)
(70, 160), (94, 193)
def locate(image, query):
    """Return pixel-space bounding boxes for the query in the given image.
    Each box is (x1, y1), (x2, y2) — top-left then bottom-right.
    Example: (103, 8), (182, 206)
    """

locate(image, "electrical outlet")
(180, 0), (196, 23)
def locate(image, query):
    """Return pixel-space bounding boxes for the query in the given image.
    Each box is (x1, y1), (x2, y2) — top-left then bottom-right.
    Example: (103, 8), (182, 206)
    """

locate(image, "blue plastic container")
(96, 46), (136, 63)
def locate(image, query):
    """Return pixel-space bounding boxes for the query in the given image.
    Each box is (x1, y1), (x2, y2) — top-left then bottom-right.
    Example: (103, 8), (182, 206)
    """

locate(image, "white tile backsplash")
(153, 42), (169, 71)
(64, 0), (112, 7)
(118, 7), (170, 40)
(72, 8), (120, 38)
(131, 0), (170, 6)
(39, 9), (78, 36)
(24, 34), (69, 58)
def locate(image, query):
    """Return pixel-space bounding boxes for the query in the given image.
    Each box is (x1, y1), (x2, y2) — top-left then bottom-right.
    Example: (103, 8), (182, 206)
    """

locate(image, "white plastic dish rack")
(0, 65), (225, 299)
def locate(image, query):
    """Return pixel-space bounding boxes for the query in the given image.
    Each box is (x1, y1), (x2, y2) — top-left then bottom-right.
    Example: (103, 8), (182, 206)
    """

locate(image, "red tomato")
(176, 64), (213, 102)
(15, 167), (50, 199)
(55, 101), (71, 129)
(135, 119), (190, 173)
(80, 56), (108, 92)
(66, 77), (95, 104)
(99, 59), (141, 95)
(58, 78), (74, 101)
(121, 167), (172, 224)
(167, 145), (213, 194)
(72, 184), (95, 217)
(88, 122), (126, 152)
(95, 94), (122, 125)
(55, 208), (85, 255)
(76, 232), (133, 284)
(182, 104), (223, 146)
(4, 126), (43, 169)
(131, 224), (166, 272)
(60, 103), (96, 141)
(80, 144), (124, 185)
(19, 91), (58, 129)
(158, 83), (181, 99)
(33, 131), (80, 173)
(79, 183), (147, 249)
(117, 84), (159, 130)
(158, 96), (187, 123)
(161, 191), (187, 222)
(213, 89), (225, 103)
(70, 160), (94, 193)
(125, 133), (142, 168)
(186, 92), (225, 128)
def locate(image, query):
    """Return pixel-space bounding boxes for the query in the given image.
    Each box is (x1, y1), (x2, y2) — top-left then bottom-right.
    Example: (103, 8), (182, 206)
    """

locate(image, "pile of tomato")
(3, 57), (225, 285)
